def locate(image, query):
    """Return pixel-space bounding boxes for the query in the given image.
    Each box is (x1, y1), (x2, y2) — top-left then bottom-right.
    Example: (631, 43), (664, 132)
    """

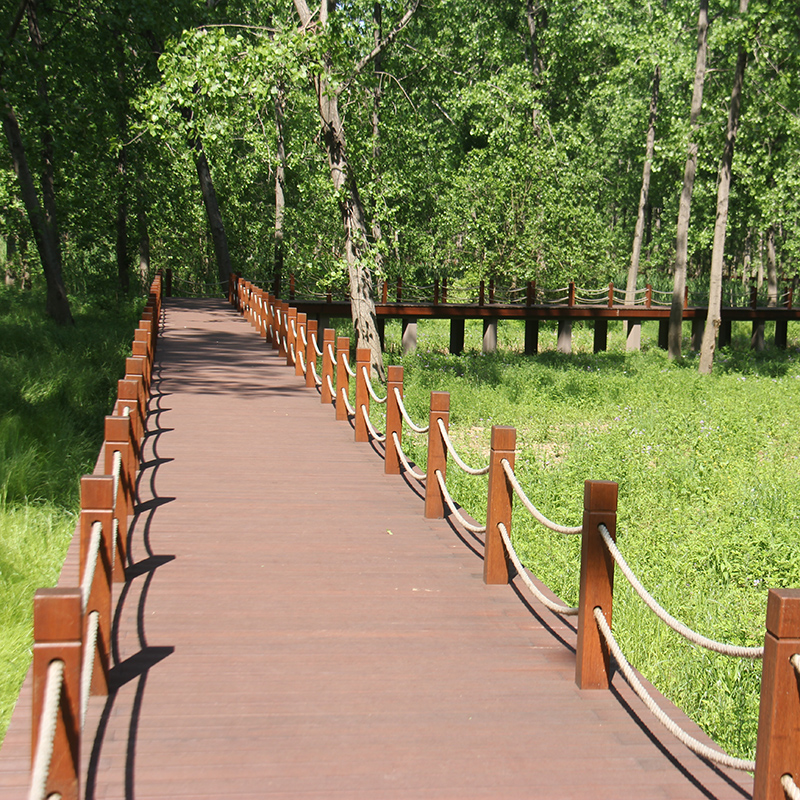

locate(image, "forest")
(1, 0), (799, 372)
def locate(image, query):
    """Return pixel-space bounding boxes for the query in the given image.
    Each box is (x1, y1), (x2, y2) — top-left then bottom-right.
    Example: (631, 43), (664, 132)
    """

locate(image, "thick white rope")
(311, 332), (323, 357)
(80, 610), (100, 731)
(393, 387), (429, 433)
(392, 432), (426, 481)
(340, 387), (355, 416)
(360, 405), (386, 442)
(437, 418), (489, 475)
(783, 774), (800, 800)
(435, 470), (486, 533)
(111, 449), (122, 509)
(598, 525), (764, 659)
(28, 659), (64, 800)
(300, 327), (307, 347)
(342, 358), (356, 378)
(290, 318), (297, 338)
(297, 349), (306, 375)
(498, 522), (579, 616)
(361, 366), (387, 404)
(792, 654), (800, 678)
(327, 342), (335, 363)
(282, 335), (288, 353)
(289, 342), (296, 362)
(81, 521), (103, 614)
(326, 374), (335, 398)
(310, 361), (323, 387)
(501, 460), (583, 535)
(593, 608), (756, 772)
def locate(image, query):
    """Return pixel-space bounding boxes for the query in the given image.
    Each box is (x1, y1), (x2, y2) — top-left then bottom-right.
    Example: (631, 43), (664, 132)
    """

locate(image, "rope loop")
(361, 405), (386, 442)
(361, 366), (387, 404)
(592, 607), (757, 772)
(783, 774), (800, 800)
(498, 523), (579, 616)
(342, 358), (356, 378)
(310, 361), (323, 387)
(392, 432), (426, 481)
(312, 332), (323, 357)
(340, 387), (355, 416)
(28, 659), (65, 800)
(435, 470), (486, 533)
(326, 373), (335, 398)
(327, 342), (335, 362)
(297, 349), (306, 375)
(111, 449), (122, 509)
(598, 524), (764, 659)
(501, 460), (582, 535)
(80, 611), (100, 730)
(394, 387), (429, 433)
(300, 327), (307, 347)
(81, 521), (103, 614)
(437, 418), (489, 475)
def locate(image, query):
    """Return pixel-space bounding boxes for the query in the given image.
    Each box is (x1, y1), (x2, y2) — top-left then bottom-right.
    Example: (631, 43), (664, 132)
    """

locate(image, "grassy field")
(0, 286), (143, 741)
(362, 317), (800, 760)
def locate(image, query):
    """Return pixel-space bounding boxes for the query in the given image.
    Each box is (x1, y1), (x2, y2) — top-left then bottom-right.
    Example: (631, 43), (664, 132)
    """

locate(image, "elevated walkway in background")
(0, 299), (754, 798)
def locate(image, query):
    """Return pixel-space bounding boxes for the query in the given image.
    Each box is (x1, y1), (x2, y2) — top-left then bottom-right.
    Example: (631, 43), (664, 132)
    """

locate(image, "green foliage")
(366, 318), (800, 759)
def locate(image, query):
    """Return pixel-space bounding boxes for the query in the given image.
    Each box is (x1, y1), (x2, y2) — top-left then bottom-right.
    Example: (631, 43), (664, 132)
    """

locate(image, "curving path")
(1, 298), (754, 799)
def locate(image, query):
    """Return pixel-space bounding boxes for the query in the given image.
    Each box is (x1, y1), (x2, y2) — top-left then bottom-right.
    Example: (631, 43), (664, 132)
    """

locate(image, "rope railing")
(28, 659), (64, 800)
(394, 387), (429, 433)
(80, 611), (100, 730)
(362, 366), (387, 404)
(501, 459), (582, 535)
(435, 470), (486, 534)
(598, 523), (764, 659)
(229, 273), (800, 795)
(436, 418), (489, 475)
(498, 523), (578, 616)
(392, 431), (426, 481)
(593, 607), (757, 772)
(80, 522), (103, 614)
(783, 774), (800, 800)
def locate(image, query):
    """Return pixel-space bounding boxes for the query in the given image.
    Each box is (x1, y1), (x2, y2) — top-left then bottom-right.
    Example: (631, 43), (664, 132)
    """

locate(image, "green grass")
(0, 286), (144, 741)
(351, 317), (800, 760)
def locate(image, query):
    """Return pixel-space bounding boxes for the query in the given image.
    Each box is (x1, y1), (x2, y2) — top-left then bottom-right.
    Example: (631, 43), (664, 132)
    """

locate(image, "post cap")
(766, 588), (800, 638)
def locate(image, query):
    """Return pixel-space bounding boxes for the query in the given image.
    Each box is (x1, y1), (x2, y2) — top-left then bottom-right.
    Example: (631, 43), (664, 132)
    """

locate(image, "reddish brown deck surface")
(1, 299), (754, 799)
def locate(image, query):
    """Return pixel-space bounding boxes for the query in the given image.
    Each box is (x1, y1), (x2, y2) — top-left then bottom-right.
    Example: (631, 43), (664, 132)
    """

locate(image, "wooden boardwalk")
(1, 298), (754, 799)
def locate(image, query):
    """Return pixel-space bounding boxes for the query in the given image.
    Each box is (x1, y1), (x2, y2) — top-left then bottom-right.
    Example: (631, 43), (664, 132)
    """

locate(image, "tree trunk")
(370, 1), (385, 276)
(698, 0), (748, 374)
(1, 97), (72, 323)
(115, 35), (129, 292)
(138, 207), (150, 290)
(274, 85), (286, 297)
(293, 0), (386, 379)
(625, 66), (659, 327)
(193, 141), (232, 287)
(668, 0), (708, 359)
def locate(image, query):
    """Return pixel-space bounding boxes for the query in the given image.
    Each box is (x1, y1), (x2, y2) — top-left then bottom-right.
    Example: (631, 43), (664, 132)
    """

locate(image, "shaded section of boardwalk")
(2, 299), (754, 799)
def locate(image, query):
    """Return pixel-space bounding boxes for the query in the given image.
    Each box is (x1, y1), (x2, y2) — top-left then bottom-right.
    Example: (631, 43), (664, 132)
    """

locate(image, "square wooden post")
(335, 336), (350, 421)
(286, 307), (298, 367)
(116, 378), (144, 447)
(484, 426), (516, 585)
(385, 366), (404, 475)
(424, 392), (450, 519)
(355, 348), (370, 442)
(278, 303), (288, 358)
(575, 480), (618, 690)
(321, 329), (335, 405)
(32, 588), (82, 800)
(295, 313), (307, 377)
(753, 589), (800, 800)
(306, 320), (319, 388)
(449, 318), (465, 355)
(104, 415), (134, 581)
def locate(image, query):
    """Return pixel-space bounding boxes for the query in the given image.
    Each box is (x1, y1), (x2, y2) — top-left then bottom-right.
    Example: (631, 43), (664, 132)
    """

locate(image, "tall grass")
(364, 317), (800, 759)
(0, 286), (144, 741)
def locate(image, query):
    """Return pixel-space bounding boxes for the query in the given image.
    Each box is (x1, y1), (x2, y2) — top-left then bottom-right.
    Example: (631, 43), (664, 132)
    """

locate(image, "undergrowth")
(0, 286), (144, 741)
(358, 317), (800, 760)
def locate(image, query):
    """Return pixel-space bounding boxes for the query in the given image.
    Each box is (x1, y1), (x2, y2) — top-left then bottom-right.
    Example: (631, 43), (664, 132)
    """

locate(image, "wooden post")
(278, 303), (287, 358)
(645, 284), (652, 308)
(424, 392), (450, 519)
(295, 313), (307, 377)
(104, 415), (134, 581)
(776, 319), (788, 349)
(524, 318), (539, 355)
(385, 366), (404, 475)
(79, 475), (114, 696)
(449, 318), (465, 356)
(434, 279), (439, 305)
(335, 336), (350, 421)
(526, 281), (535, 306)
(593, 320), (608, 353)
(321, 329), (335, 405)
(286, 307), (298, 367)
(305, 320), (318, 388)
(479, 281), (485, 306)
(382, 281), (388, 304)
(657, 319), (669, 349)
(753, 589), (800, 800)
(575, 480), (618, 690)
(608, 283), (614, 307)
(32, 588), (82, 800)
(690, 316), (704, 352)
(355, 348), (370, 443)
(116, 378), (144, 447)
(719, 319), (732, 348)
(568, 282), (576, 306)
(484, 426), (516, 585)
(125, 356), (149, 399)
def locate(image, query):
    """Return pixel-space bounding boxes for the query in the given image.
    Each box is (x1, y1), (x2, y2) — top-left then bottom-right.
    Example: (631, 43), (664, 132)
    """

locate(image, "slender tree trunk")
(698, 0), (748, 374)
(1, 97), (72, 323)
(193, 140), (232, 287)
(370, 1), (384, 275)
(625, 65), (659, 349)
(766, 225), (778, 306)
(115, 36), (129, 292)
(138, 207), (150, 290)
(668, 0), (708, 359)
(274, 86), (286, 297)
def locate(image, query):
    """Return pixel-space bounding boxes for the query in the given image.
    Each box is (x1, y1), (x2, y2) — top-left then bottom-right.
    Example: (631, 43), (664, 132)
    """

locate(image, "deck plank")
(1, 298), (754, 799)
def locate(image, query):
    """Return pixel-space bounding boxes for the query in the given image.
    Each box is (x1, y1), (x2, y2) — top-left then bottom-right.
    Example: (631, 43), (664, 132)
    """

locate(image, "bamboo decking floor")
(1, 298), (754, 799)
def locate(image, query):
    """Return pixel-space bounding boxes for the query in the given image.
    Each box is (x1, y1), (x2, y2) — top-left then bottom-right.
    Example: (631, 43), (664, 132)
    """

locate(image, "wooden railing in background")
(28, 273), (162, 800)
(230, 273), (800, 800)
